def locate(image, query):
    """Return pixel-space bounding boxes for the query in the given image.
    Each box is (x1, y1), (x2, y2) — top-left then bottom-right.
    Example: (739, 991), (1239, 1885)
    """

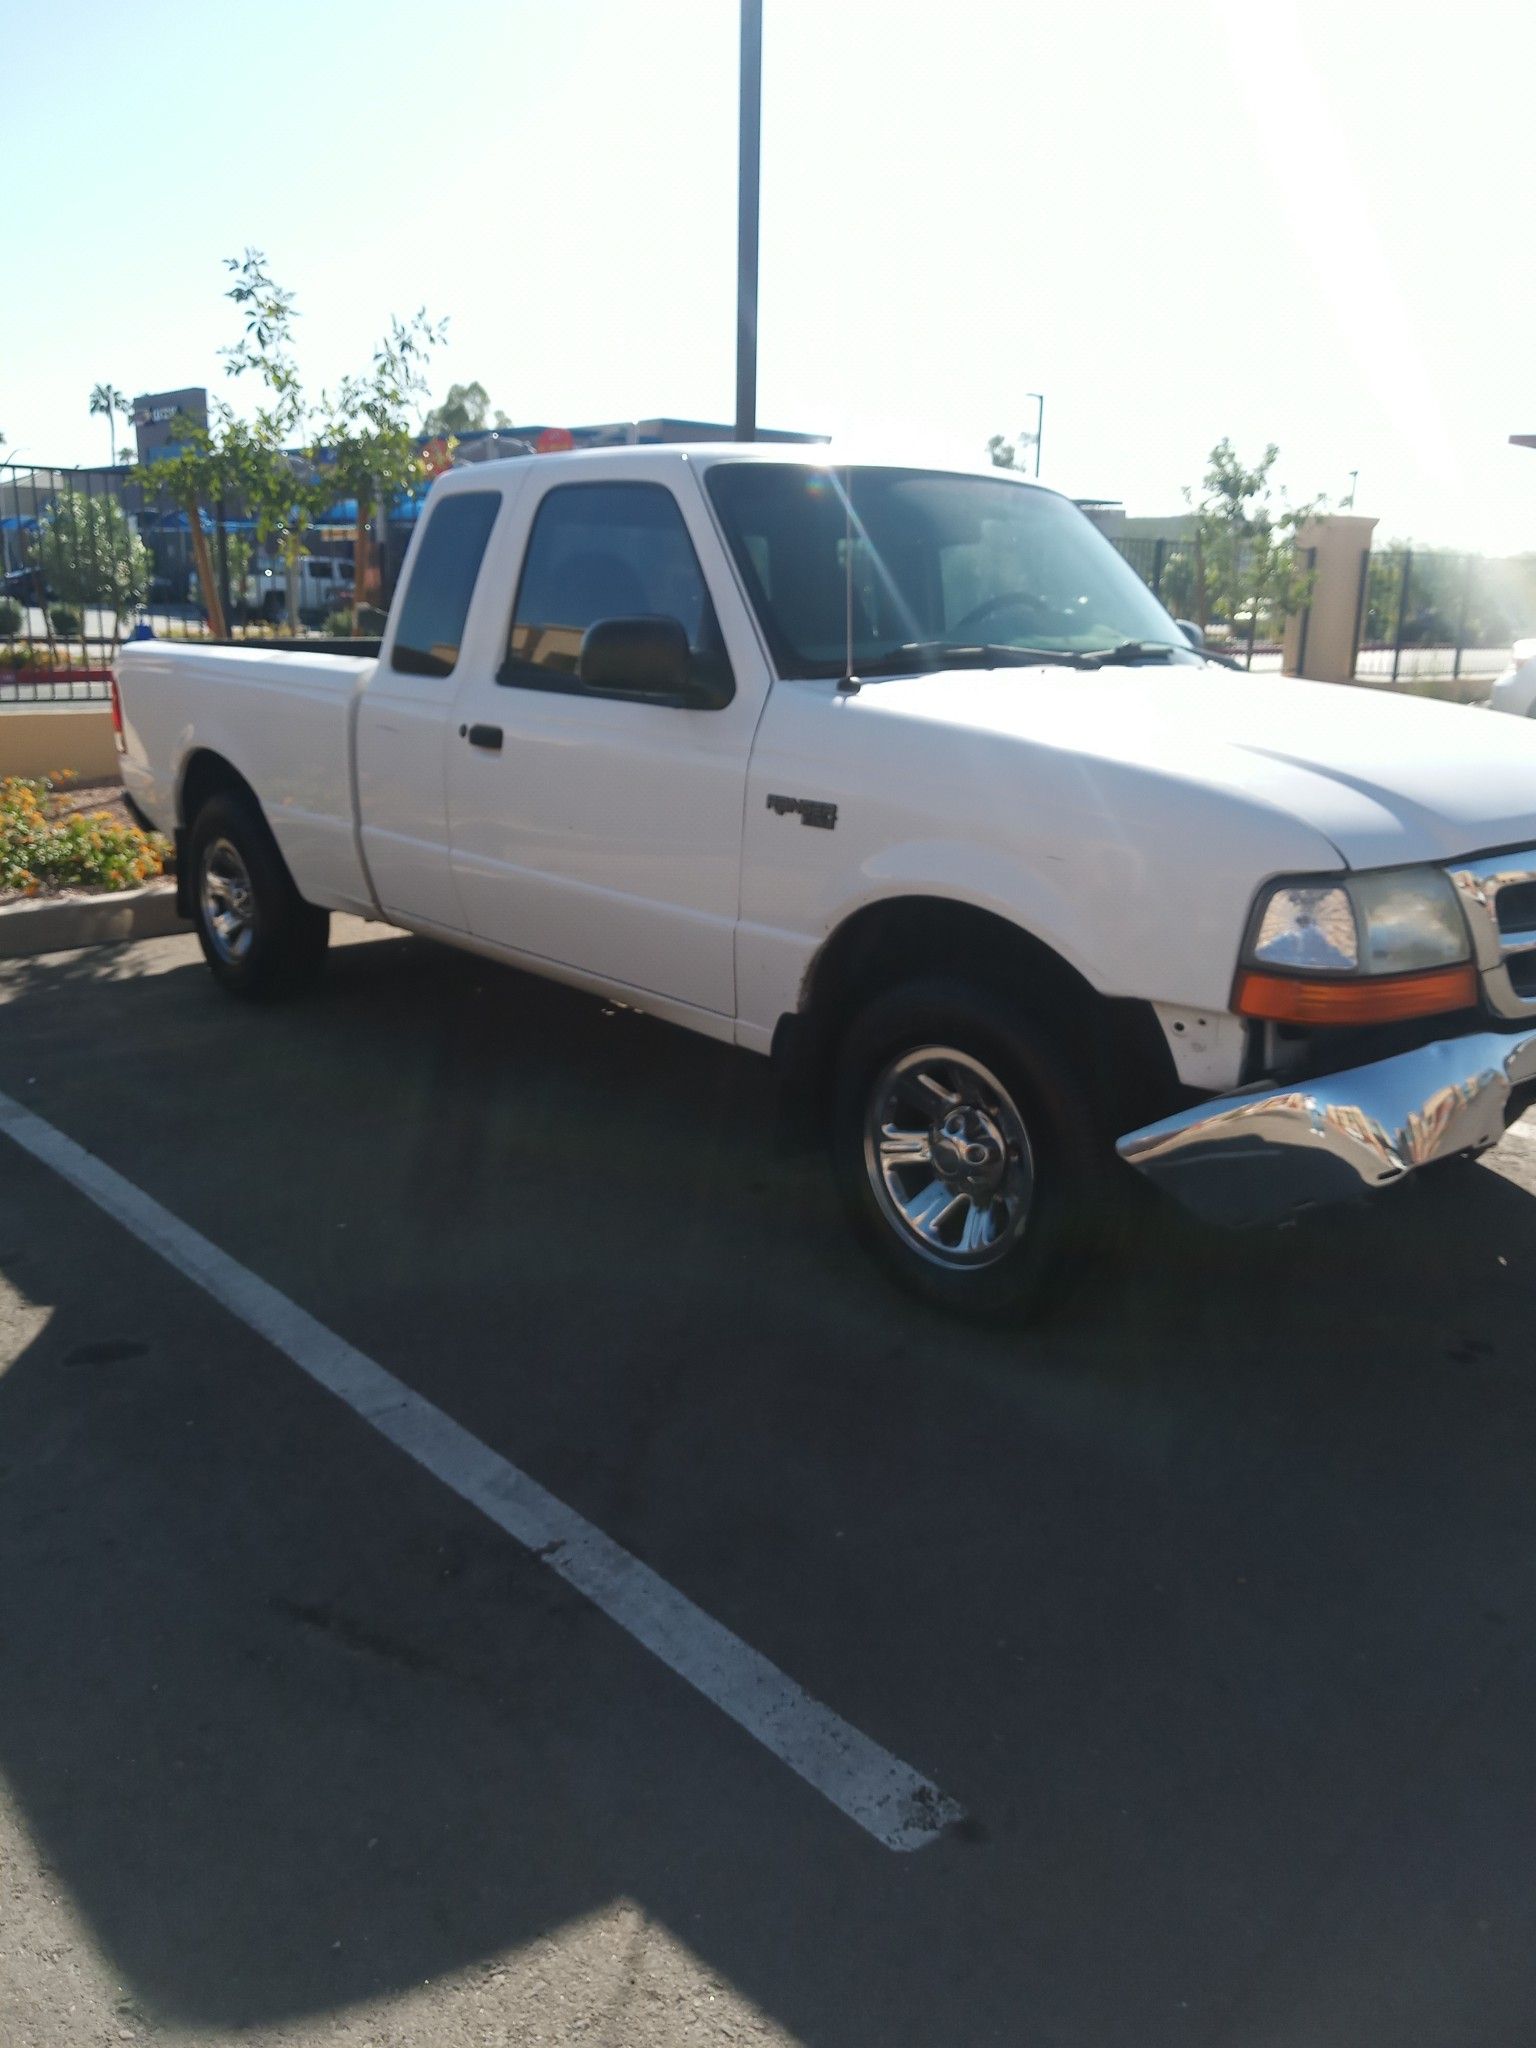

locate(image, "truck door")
(445, 463), (767, 1018)
(354, 488), (502, 930)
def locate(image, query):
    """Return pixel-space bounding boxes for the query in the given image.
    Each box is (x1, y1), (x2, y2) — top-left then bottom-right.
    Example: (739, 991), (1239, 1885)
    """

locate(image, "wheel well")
(174, 752), (264, 918)
(778, 896), (1178, 1135)
(178, 749), (257, 830)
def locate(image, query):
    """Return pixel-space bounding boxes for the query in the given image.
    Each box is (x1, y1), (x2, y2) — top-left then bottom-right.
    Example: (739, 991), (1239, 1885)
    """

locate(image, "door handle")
(463, 723), (503, 751)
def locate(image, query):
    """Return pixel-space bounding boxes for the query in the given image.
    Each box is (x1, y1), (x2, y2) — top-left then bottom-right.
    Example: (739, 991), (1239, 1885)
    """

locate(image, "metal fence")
(1356, 548), (1530, 684)
(1109, 534), (1285, 668)
(1111, 532), (1532, 686)
(0, 459), (416, 706)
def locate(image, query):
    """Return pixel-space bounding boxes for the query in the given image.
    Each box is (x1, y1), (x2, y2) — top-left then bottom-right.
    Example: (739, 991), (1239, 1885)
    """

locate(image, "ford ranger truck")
(115, 447), (1536, 1319)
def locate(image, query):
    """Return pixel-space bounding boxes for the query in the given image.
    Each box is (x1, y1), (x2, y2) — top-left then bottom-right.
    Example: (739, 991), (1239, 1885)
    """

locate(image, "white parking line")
(0, 1089), (960, 1852)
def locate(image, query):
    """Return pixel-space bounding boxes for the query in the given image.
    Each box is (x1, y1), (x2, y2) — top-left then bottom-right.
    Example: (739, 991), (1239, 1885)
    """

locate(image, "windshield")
(705, 462), (1198, 679)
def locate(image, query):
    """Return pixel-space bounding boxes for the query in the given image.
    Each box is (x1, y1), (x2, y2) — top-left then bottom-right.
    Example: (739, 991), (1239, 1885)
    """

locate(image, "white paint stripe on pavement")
(0, 1088), (960, 1852)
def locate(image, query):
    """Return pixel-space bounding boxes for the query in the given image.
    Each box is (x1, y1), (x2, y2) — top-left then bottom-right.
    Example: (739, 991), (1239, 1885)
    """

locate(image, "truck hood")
(866, 665), (1536, 870)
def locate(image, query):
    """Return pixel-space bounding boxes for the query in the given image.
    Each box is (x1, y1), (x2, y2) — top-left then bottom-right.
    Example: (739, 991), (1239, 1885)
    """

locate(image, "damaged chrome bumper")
(1116, 1027), (1536, 1228)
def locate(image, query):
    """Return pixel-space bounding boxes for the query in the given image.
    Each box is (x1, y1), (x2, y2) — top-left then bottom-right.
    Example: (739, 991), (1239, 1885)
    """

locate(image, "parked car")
(1489, 638), (1536, 717)
(114, 445), (1536, 1319)
(242, 555), (355, 624)
(1, 564), (45, 606)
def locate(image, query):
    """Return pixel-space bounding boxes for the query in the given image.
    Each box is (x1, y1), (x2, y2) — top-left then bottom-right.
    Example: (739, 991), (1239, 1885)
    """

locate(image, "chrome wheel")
(863, 1045), (1035, 1269)
(200, 836), (257, 965)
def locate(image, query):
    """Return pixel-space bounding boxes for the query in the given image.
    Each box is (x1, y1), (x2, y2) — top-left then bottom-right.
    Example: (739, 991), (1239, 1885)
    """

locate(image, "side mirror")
(578, 615), (730, 708)
(1176, 618), (1205, 648)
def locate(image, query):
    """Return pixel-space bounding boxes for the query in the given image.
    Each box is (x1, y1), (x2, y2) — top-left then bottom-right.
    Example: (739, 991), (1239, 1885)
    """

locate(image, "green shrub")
(35, 492), (152, 620)
(0, 596), (22, 637)
(324, 608), (353, 637)
(0, 776), (171, 895)
(48, 603), (82, 637)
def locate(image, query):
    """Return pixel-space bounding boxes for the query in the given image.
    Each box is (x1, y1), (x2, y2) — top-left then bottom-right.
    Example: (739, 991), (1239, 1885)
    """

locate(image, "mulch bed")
(44, 777), (143, 833)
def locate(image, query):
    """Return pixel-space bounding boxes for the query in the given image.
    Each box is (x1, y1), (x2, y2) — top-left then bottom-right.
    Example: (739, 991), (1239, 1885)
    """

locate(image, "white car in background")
(1490, 639), (1536, 717)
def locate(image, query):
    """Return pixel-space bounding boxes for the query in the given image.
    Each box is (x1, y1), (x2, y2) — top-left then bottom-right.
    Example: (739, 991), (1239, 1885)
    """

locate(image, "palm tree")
(89, 383), (129, 467)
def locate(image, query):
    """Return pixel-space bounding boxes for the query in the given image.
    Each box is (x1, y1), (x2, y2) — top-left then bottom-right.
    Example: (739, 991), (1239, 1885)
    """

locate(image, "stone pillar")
(1282, 515), (1378, 682)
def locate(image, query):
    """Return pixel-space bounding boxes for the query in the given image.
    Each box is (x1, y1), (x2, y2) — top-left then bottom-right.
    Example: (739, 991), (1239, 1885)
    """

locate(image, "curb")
(0, 880), (185, 960)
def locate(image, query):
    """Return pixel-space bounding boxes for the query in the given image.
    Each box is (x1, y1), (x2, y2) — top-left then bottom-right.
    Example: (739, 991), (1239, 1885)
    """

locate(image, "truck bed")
(116, 639), (380, 918)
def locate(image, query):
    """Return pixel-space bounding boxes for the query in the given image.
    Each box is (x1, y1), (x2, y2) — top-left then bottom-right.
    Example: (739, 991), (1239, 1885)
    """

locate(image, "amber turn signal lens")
(1233, 962), (1479, 1026)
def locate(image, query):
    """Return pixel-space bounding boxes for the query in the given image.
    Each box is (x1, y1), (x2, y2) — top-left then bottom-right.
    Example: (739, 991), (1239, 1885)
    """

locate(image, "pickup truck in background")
(242, 554), (355, 623)
(116, 446), (1536, 1319)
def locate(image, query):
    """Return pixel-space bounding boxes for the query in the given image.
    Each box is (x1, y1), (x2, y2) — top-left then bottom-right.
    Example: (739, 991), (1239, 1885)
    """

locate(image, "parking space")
(6, 920), (1536, 2046)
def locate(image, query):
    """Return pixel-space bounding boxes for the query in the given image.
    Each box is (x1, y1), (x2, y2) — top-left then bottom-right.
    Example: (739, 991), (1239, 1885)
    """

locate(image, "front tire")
(831, 978), (1102, 1322)
(188, 789), (329, 1000)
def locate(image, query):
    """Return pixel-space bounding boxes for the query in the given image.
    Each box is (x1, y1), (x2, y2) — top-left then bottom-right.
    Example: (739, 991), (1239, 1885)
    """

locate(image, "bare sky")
(4, 0), (1533, 550)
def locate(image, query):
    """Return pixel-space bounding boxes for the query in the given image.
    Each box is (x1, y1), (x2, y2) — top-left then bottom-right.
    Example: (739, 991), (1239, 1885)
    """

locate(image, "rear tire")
(831, 977), (1103, 1323)
(188, 789), (329, 1000)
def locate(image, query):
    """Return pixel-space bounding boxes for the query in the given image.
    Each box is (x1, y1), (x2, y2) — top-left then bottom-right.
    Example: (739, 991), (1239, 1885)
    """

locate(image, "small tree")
(321, 310), (445, 624)
(424, 380), (509, 437)
(224, 530), (253, 614)
(89, 383), (131, 467)
(220, 251), (332, 634)
(223, 416), (335, 635)
(1188, 440), (1324, 642)
(35, 492), (151, 653)
(133, 419), (233, 639)
(986, 425), (1041, 474)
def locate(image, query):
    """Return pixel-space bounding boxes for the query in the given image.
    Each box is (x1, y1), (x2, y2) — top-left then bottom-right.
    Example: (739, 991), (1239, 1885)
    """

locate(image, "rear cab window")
(390, 491), (502, 677)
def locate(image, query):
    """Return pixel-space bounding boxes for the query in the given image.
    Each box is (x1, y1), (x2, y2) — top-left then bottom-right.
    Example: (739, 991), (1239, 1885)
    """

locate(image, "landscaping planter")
(0, 879), (182, 958)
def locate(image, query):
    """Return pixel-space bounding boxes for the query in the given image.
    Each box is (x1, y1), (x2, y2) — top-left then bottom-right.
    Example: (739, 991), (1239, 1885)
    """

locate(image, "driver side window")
(503, 482), (731, 699)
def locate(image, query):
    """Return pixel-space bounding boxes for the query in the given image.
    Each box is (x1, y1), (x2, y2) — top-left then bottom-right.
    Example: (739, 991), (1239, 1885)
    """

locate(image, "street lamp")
(1025, 392), (1044, 477)
(735, 0), (763, 442)
(1344, 469), (1358, 509)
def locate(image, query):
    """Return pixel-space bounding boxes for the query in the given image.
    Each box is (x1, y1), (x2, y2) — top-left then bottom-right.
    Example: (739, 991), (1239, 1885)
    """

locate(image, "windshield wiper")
(1037, 638), (1242, 671)
(849, 641), (1109, 679)
(839, 636), (1239, 686)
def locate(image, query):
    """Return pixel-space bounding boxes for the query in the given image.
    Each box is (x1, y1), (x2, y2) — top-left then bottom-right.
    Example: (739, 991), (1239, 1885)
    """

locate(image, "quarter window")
(390, 491), (501, 678)
(504, 482), (731, 700)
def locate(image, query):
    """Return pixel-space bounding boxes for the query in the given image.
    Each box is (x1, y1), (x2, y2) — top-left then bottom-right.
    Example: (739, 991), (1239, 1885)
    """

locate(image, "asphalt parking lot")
(6, 919), (1536, 2047)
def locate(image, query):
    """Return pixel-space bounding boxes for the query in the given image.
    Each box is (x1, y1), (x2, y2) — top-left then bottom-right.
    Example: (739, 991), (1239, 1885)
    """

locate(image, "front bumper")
(1116, 1026), (1536, 1227)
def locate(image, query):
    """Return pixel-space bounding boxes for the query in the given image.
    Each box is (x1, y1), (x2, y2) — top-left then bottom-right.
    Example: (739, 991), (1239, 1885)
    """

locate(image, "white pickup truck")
(116, 445), (1536, 1318)
(242, 554), (355, 624)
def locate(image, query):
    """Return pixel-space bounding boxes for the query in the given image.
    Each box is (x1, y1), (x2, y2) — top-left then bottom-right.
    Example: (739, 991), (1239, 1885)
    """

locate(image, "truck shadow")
(4, 928), (1536, 2043)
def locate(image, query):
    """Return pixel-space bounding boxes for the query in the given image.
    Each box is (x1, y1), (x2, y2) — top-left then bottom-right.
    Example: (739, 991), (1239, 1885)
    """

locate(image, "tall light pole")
(1026, 392), (1044, 477)
(1345, 468), (1358, 509)
(735, 0), (763, 442)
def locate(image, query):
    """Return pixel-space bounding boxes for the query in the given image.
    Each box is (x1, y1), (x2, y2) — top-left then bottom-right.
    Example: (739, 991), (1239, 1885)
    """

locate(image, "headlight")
(1249, 883), (1359, 971)
(1245, 866), (1469, 976)
(1237, 867), (1476, 1025)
